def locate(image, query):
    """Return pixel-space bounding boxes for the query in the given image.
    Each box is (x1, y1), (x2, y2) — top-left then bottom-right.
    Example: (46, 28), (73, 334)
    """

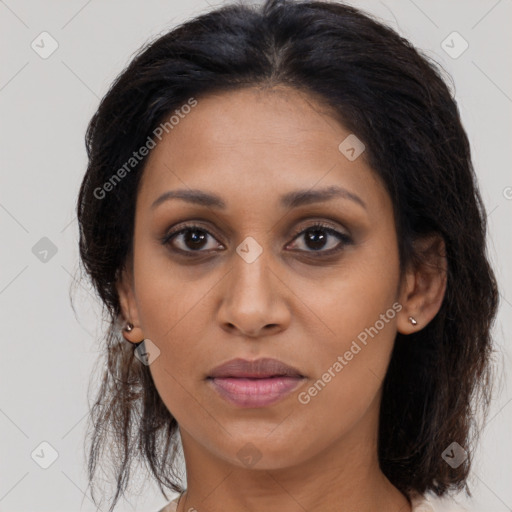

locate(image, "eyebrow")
(150, 185), (366, 211)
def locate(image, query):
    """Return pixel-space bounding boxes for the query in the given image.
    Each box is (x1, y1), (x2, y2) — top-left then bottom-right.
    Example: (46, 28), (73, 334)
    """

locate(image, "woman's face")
(118, 86), (412, 470)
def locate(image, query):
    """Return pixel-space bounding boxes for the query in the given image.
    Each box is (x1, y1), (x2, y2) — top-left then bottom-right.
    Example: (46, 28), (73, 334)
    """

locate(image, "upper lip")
(208, 357), (304, 379)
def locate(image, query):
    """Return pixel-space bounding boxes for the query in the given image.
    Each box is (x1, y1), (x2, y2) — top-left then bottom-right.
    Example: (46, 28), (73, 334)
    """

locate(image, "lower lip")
(207, 376), (304, 408)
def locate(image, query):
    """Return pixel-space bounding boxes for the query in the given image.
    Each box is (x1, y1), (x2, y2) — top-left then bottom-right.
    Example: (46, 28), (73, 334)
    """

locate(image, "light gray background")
(1, 0), (511, 511)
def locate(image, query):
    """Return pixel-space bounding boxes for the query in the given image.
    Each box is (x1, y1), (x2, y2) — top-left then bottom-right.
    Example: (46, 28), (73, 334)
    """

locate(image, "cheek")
(131, 249), (208, 413)
(301, 236), (400, 351)
(293, 301), (399, 449)
(143, 306), (210, 424)
(132, 236), (203, 336)
(294, 238), (401, 414)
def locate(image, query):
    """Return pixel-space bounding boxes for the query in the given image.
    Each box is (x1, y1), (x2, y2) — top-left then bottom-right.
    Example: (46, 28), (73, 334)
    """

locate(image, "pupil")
(306, 229), (326, 250)
(185, 229), (206, 249)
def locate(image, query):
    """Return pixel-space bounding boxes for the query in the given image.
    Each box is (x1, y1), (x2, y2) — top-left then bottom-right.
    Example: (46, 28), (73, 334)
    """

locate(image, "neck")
(176, 398), (411, 512)
(177, 463), (410, 512)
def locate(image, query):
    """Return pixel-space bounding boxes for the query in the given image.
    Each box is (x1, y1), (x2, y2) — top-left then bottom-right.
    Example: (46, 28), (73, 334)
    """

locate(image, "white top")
(158, 491), (470, 511)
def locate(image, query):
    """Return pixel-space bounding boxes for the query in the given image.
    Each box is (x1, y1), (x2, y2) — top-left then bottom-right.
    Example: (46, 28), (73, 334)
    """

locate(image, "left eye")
(162, 223), (351, 255)
(288, 224), (352, 253)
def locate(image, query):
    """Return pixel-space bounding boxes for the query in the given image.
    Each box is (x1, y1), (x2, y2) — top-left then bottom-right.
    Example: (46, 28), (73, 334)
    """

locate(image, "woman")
(76, 1), (499, 511)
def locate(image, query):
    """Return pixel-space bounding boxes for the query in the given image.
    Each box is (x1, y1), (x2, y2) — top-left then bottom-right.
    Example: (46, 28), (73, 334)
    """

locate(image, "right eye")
(161, 224), (224, 255)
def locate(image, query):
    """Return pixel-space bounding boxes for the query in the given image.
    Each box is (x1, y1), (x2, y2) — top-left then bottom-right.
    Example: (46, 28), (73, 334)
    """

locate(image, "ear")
(397, 234), (447, 335)
(116, 261), (145, 344)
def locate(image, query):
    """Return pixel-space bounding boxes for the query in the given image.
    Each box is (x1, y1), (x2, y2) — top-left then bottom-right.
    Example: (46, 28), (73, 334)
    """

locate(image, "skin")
(117, 86), (447, 512)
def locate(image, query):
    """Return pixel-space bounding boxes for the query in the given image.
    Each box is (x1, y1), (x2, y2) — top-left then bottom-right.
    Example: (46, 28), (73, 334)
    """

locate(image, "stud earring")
(121, 322), (144, 346)
(408, 316), (418, 326)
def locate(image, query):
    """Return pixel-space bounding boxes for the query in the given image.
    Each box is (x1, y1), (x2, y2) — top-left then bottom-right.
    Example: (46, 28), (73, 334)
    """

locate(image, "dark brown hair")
(75, 0), (499, 510)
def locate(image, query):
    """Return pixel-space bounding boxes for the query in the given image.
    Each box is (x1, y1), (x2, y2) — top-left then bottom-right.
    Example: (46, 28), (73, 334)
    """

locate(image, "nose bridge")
(217, 236), (288, 335)
(230, 237), (273, 306)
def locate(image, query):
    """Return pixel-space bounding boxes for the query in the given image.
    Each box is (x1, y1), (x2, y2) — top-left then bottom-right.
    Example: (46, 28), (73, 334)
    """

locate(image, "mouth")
(207, 357), (304, 379)
(206, 358), (306, 408)
(207, 375), (305, 408)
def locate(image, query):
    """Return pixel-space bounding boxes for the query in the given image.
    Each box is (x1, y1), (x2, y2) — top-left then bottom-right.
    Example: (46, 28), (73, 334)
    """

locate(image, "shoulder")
(410, 491), (473, 512)
(157, 495), (180, 512)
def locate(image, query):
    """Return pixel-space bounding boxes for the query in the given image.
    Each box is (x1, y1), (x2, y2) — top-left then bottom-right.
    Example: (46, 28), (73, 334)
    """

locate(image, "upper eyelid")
(162, 208), (356, 233)
(166, 220), (346, 237)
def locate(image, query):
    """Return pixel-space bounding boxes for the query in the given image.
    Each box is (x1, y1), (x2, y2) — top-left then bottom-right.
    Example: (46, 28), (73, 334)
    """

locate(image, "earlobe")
(396, 270), (420, 335)
(396, 234), (447, 335)
(121, 321), (144, 345)
(115, 266), (144, 344)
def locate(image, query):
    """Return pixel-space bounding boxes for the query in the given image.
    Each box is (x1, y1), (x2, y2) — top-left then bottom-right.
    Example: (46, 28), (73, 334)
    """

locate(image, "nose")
(216, 246), (291, 338)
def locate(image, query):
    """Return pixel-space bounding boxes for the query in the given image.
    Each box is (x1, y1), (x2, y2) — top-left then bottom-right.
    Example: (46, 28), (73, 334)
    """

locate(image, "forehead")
(137, 86), (386, 212)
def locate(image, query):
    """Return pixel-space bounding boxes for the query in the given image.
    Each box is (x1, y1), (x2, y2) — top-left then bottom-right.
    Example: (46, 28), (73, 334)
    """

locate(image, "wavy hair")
(75, 0), (499, 510)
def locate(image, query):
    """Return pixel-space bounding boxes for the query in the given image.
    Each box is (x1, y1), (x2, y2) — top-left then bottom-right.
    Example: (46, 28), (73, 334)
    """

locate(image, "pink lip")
(208, 376), (305, 408)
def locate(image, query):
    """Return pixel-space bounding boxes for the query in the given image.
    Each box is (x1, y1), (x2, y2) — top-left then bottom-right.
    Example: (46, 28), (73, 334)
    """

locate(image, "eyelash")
(160, 221), (352, 258)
